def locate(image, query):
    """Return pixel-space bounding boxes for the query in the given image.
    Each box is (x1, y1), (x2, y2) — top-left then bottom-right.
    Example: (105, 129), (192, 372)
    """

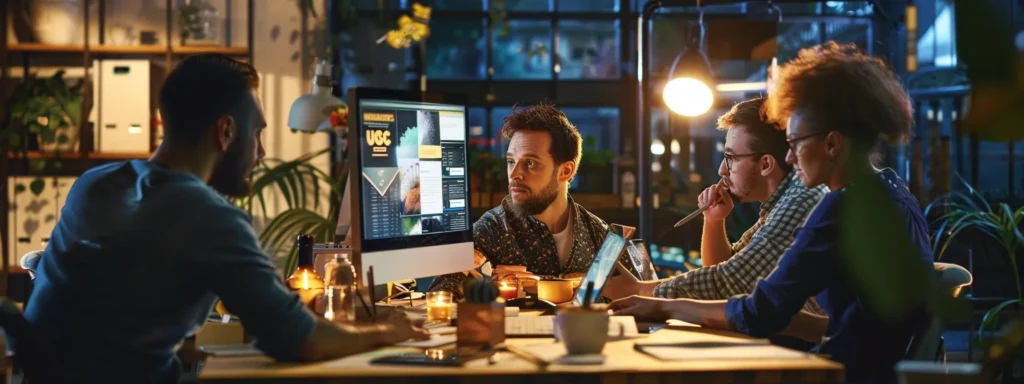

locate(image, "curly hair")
(501, 103), (582, 167)
(763, 42), (913, 149)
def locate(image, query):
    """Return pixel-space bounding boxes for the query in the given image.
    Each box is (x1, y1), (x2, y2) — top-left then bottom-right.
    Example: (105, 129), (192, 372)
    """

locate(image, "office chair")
(904, 262), (974, 362)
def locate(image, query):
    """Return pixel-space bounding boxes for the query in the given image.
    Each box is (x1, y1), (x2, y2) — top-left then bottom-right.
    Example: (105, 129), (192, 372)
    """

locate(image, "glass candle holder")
(497, 277), (519, 301)
(426, 291), (453, 323)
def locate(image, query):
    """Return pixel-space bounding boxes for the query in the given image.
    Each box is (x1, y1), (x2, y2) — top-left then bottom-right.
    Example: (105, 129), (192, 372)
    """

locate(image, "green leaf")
(14, 184), (26, 194)
(29, 159), (47, 172)
(57, 134), (69, 144)
(29, 179), (45, 196)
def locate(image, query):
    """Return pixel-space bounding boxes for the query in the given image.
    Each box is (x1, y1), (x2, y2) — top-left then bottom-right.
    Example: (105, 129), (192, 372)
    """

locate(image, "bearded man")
(428, 104), (619, 299)
(25, 54), (426, 384)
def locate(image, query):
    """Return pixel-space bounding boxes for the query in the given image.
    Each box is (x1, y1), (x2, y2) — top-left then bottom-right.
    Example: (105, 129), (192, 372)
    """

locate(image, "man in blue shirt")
(25, 54), (428, 383)
(610, 42), (934, 383)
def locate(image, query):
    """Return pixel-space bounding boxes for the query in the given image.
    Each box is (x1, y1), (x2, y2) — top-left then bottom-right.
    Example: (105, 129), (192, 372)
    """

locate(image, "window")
(467, 107), (489, 149)
(352, 0), (402, 10)
(649, 20), (690, 78)
(826, 22), (870, 53)
(562, 107), (620, 153)
(426, 19), (487, 79)
(558, 0), (618, 12)
(498, 0), (552, 12)
(492, 20), (553, 79)
(491, 106), (514, 155)
(822, 1), (875, 16)
(558, 21), (619, 79)
(978, 141), (1011, 199)
(431, 0), (485, 10)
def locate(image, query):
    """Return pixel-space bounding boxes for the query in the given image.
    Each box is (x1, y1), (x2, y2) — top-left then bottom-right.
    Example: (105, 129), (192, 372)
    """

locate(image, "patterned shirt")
(653, 171), (828, 314)
(428, 194), (632, 299)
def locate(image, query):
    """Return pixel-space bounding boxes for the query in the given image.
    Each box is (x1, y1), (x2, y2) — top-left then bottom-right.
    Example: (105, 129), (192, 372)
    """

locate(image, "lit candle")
(426, 291), (453, 323)
(498, 281), (518, 301)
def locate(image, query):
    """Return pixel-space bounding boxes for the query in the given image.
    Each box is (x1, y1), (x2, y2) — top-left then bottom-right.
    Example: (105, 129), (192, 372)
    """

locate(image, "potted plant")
(925, 177), (1024, 349)
(2, 70), (84, 198)
(4, 70), (83, 154)
(457, 276), (505, 349)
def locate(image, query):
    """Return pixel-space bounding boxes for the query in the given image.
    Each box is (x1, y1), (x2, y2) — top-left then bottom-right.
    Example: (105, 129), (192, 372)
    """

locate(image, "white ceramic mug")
(554, 308), (613, 355)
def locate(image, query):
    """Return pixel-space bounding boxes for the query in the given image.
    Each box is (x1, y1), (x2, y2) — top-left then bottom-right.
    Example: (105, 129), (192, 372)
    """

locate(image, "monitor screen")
(356, 98), (470, 242)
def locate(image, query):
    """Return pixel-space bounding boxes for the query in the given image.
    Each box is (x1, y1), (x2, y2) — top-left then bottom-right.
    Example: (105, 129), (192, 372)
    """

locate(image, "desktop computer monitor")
(343, 87), (475, 286)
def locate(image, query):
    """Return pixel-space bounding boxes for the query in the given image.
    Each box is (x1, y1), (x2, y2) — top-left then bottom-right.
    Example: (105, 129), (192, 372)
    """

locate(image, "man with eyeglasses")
(603, 97), (827, 318)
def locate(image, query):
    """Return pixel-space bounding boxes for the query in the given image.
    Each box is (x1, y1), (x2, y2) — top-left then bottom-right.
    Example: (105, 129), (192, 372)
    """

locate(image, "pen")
(503, 345), (550, 368)
(674, 178), (727, 228)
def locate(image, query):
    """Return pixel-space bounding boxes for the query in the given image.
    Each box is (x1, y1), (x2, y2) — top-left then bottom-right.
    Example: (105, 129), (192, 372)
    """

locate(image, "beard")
(209, 137), (254, 198)
(509, 170), (560, 216)
(725, 168), (756, 203)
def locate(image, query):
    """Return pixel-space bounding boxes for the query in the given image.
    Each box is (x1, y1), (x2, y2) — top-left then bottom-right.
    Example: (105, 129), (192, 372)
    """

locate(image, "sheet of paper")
(666, 319), (701, 328)
(199, 344), (263, 357)
(636, 343), (811, 361)
(395, 335), (457, 348)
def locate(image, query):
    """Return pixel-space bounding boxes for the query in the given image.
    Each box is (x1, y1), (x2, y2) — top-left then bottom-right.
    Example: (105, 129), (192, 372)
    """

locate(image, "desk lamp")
(287, 60), (346, 133)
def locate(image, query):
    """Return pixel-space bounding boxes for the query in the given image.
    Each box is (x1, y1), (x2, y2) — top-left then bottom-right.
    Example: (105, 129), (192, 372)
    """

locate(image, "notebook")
(505, 315), (639, 337)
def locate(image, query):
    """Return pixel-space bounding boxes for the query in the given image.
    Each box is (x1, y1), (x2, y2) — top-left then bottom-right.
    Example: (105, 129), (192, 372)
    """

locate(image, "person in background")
(602, 97), (827, 321)
(428, 104), (634, 299)
(25, 54), (427, 384)
(609, 42), (934, 383)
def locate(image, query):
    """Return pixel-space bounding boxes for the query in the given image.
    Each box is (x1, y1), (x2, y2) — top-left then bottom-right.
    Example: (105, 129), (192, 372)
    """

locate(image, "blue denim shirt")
(25, 160), (316, 384)
(726, 169), (933, 384)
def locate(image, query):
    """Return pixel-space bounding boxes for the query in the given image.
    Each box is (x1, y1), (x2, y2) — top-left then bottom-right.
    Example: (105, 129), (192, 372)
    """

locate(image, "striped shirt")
(653, 171), (827, 314)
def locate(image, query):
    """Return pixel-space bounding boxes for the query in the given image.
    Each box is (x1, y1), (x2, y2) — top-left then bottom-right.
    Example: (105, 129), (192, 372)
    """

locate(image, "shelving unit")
(0, 0), (255, 297)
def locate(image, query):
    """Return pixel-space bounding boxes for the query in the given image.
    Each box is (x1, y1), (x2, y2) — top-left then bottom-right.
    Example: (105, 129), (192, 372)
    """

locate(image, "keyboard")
(504, 316), (640, 337)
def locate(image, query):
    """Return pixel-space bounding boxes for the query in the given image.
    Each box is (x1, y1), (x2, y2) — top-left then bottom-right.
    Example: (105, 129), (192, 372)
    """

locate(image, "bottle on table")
(285, 234), (325, 311)
(323, 253), (357, 323)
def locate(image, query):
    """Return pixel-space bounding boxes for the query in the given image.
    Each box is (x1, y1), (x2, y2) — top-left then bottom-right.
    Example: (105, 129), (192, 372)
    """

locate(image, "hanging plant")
(377, 2), (431, 49)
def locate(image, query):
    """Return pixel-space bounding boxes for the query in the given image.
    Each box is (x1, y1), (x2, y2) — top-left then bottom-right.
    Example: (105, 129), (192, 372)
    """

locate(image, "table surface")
(198, 324), (843, 383)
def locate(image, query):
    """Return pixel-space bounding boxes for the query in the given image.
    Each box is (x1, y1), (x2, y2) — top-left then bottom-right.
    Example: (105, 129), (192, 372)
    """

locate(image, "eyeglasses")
(786, 132), (828, 152)
(723, 152), (764, 170)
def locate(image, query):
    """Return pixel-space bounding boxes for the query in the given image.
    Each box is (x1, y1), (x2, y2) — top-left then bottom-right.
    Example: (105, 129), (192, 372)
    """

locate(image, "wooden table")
(198, 326), (843, 383)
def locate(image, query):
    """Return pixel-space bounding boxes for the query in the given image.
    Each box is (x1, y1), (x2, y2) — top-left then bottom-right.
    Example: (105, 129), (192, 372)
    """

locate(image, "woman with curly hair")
(611, 42), (933, 383)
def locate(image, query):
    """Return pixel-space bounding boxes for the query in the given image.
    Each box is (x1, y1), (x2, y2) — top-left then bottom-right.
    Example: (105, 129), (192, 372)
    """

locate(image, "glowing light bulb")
(663, 77), (714, 117)
(651, 139), (666, 155)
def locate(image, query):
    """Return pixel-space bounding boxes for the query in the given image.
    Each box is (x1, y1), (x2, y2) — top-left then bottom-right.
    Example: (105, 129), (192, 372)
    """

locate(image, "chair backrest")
(0, 298), (52, 383)
(933, 262), (973, 297)
(904, 263), (974, 362)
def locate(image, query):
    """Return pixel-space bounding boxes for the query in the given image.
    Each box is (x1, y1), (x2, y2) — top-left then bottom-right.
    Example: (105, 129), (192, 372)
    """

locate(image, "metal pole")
(638, 0), (662, 244)
(636, 0), (894, 244)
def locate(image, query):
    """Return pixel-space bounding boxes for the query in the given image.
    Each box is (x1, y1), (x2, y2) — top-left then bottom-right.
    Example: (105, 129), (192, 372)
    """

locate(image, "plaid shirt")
(653, 171), (827, 314)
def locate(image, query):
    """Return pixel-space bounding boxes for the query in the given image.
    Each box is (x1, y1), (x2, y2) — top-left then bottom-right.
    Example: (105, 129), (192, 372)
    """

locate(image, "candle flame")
(302, 270), (310, 290)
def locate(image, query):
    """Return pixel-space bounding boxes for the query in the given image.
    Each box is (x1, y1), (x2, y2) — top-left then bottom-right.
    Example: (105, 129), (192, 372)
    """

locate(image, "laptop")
(506, 232), (639, 337)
